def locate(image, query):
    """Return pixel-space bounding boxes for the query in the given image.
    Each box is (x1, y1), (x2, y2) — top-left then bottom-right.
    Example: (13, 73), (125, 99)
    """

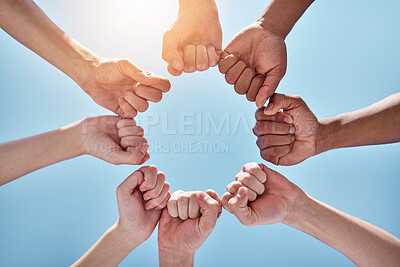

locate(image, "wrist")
(315, 116), (343, 154)
(282, 191), (312, 227)
(179, 0), (217, 10)
(60, 120), (86, 157)
(159, 247), (194, 267)
(114, 220), (144, 250)
(254, 18), (287, 39)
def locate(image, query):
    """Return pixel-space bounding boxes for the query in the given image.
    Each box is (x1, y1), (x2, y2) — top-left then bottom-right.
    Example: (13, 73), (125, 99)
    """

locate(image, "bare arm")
(257, 0), (315, 39)
(0, 0), (95, 85)
(0, 116), (149, 186)
(317, 93), (400, 154)
(285, 194), (400, 267)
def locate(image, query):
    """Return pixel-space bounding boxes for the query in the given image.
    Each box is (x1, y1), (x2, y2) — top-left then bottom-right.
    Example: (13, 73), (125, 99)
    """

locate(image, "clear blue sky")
(0, 0), (399, 266)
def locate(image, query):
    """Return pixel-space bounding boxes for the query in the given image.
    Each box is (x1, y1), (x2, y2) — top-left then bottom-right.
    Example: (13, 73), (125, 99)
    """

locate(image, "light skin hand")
(81, 58), (171, 119)
(0, 0), (170, 119)
(162, 0), (222, 76)
(219, 24), (287, 107)
(158, 189), (222, 267)
(81, 116), (150, 165)
(253, 93), (319, 166)
(72, 166), (171, 267)
(222, 163), (301, 226)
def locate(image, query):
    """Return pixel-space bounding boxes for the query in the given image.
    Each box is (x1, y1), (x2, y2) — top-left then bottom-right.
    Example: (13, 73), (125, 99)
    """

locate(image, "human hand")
(116, 165), (171, 244)
(222, 163), (302, 226)
(80, 58), (171, 118)
(80, 116), (150, 165)
(219, 24), (287, 107)
(158, 190), (221, 266)
(253, 93), (320, 166)
(162, 0), (222, 76)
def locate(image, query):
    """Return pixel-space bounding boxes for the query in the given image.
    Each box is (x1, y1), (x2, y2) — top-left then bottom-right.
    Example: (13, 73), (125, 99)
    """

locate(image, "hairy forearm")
(317, 93), (400, 154)
(0, 121), (83, 185)
(72, 222), (140, 267)
(159, 248), (194, 267)
(256, 0), (314, 38)
(0, 0), (98, 86)
(284, 194), (400, 267)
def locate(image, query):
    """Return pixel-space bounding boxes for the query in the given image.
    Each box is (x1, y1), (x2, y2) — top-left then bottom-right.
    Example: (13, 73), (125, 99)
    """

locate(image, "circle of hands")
(77, 1), (323, 258)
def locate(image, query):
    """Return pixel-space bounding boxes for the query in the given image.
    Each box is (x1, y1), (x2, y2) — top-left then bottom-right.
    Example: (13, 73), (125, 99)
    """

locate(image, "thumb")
(118, 59), (160, 85)
(162, 30), (184, 72)
(263, 93), (300, 116)
(110, 143), (148, 165)
(197, 192), (220, 234)
(255, 73), (282, 108)
(228, 187), (253, 226)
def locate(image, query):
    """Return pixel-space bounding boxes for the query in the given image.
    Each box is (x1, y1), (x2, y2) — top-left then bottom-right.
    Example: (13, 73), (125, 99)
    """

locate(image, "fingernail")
(139, 143), (149, 153)
(143, 195), (150, 201)
(172, 60), (182, 71)
(238, 188), (246, 198)
(289, 126), (295, 134)
(198, 192), (207, 201)
(146, 203), (153, 210)
(265, 103), (274, 110)
(291, 135), (296, 142)
(284, 117), (293, 124)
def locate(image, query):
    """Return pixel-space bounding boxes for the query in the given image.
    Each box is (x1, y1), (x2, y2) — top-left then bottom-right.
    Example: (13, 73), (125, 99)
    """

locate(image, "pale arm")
(317, 93), (400, 154)
(257, 0), (315, 39)
(0, 121), (83, 185)
(71, 222), (140, 267)
(284, 193), (400, 267)
(0, 0), (96, 85)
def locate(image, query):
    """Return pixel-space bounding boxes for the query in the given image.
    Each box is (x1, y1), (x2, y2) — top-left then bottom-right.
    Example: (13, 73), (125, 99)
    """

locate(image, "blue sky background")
(1, 0), (399, 266)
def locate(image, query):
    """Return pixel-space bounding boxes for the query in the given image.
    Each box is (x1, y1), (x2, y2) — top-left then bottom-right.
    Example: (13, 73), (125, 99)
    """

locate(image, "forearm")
(72, 222), (140, 267)
(159, 248), (194, 267)
(284, 193), (400, 266)
(0, 121), (83, 185)
(317, 93), (400, 154)
(0, 0), (97, 86)
(256, 0), (314, 38)
(179, 0), (217, 10)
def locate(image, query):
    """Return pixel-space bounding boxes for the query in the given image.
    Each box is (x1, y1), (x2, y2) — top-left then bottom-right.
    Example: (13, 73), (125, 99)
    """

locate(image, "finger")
(167, 64), (183, 76)
(263, 93), (305, 116)
(118, 59), (161, 85)
(196, 45), (209, 71)
(221, 192), (235, 213)
(218, 54), (238, 74)
(167, 191), (180, 218)
(256, 134), (295, 149)
(162, 30), (184, 72)
(177, 194), (190, 220)
(139, 165), (158, 192)
(183, 45), (196, 73)
(235, 171), (265, 195)
(197, 191), (220, 233)
(261, 145), (292, 165)
(118, 97), (137, 119)
(207, 45), (220, 67)
(225, 60), (247, 85)
(124, 90), (149, 113)
(226, 181), (242, 195)
(113, 143), (148, 165)
(234, 67), (256, 95)
(117, 118), (136, 129)
(120, 136), (147, 149)
(149, 77), (171, 93)
(227, 187), (254, 226)
(134, 84), (163, 103)
(146, 182), (171, 210)
(143, 171), (166, 201)
(242, 162), (267, 184)
(117, 170), (144, 195)
(118, 126), (144, 139)
(253, 121), (295, 136)
(154, 191), (171, 210)
(188, 194), (201, 219)
(137, 152), (150, 165)
(206, 189), (222, 218)
(256, 74), (282, 108)
(255, 109), (293, 124)
(247, 75), (265, 102)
